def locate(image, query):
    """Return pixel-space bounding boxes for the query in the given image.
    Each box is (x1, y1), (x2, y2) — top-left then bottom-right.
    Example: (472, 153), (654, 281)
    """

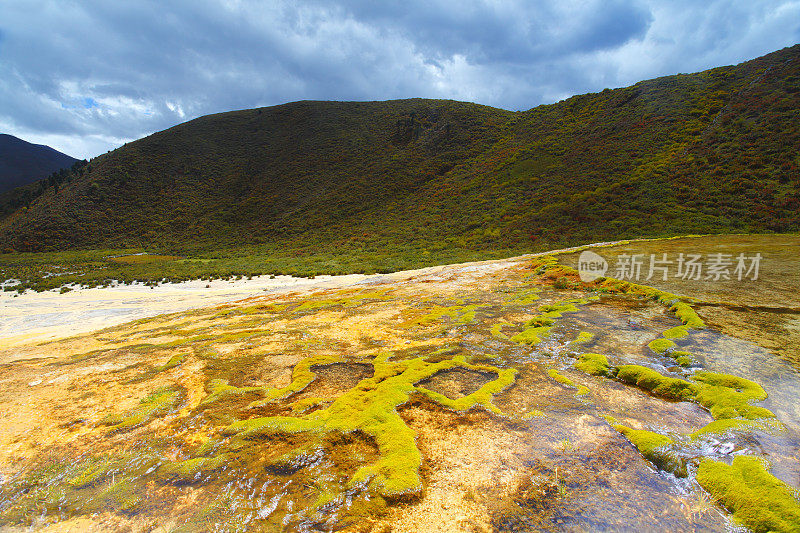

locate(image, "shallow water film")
(1, 235), (799, 532)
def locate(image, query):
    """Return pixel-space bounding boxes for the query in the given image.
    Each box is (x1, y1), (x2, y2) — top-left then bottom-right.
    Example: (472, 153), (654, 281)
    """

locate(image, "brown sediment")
(0, 236), (797, 531)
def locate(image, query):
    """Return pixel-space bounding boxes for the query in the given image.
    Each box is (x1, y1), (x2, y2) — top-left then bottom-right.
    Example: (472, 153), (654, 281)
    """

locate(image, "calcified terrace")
(0, 236), (799, 532)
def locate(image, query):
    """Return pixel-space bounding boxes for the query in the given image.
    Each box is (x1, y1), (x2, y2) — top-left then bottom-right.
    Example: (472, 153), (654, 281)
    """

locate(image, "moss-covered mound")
(697, 456), (800, 533)
(575, 353), (610, 377)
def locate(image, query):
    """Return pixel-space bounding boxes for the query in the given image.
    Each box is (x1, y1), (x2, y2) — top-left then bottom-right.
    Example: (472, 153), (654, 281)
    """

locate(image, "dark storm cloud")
(330, 0), (653, 62)
(0, 0), (797, 158)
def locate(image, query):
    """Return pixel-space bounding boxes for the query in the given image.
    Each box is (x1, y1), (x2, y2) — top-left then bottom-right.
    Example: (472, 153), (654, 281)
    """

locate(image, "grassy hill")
(0, 45), (798, 289)
(0, 134), (78, 194)
(1, 100), (513, 251)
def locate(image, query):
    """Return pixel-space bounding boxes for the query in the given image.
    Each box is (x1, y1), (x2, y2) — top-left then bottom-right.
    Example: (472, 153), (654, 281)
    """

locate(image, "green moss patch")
(570, 331), (595, 346)
(691, 419), (755, 438)
(490, 322), (511, 339)
(525, 315), (554, 328)
(158, 455), (229, 483)
(670, 350), (694, 367)
(670, 302), (705, 329)
(510, 325), (551, 345)
(692, 371), (774, 420)
(539, 301), (582, 316)
(648, 338), (677, 354)
(509, 298), (588, 346)
(662, 325), (689, 339)
(222, 352), (516, 499)
(512, 288), (541, 304)
(157, 353), (185, 372)
(292, 397), (327, 414)
(547, 368), (589, 396)
(616, 366), (775, 422)
(595, 278), (705, 329)
(616, 365), (697, 401)
(100, 387), (180, 432)
(248, 355), (345, 409)
(575, 353), (610, 376)
(697, 456), (800, 533)
(409, 304), (484, 326)
(68, 456), (114, 488)
(612, 424), (686, 476)
(201, 354), (346, 408)
(200, 378), (262, 405)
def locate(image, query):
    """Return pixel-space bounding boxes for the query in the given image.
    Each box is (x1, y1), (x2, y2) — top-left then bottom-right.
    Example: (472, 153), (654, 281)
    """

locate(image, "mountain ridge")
(1, 44), (798, 257)
(0, 134), (78, 194)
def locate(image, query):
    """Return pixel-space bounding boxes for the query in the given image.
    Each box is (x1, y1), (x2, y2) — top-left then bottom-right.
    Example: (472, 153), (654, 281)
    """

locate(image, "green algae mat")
(1, 235), (799, 532)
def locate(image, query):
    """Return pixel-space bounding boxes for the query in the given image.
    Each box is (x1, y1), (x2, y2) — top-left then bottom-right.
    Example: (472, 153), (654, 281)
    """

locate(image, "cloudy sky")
(1, 0), (798, 159)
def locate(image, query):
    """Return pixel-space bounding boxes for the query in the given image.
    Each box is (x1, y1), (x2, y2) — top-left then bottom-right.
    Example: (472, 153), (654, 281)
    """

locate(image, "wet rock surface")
(0, 236), (798, 532)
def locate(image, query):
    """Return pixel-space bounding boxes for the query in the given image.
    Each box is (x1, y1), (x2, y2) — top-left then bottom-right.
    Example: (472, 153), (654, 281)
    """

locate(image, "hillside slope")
(0, 134), (77, 193)
(1, 45), (798, 255)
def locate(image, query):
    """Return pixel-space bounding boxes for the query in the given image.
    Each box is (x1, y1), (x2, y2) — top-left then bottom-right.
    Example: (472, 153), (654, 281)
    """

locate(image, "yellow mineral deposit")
(1, 236), (799, 532)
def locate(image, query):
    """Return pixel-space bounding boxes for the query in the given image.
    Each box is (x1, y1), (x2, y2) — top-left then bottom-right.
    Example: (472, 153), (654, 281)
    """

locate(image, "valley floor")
(0, 235), (798, 532)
